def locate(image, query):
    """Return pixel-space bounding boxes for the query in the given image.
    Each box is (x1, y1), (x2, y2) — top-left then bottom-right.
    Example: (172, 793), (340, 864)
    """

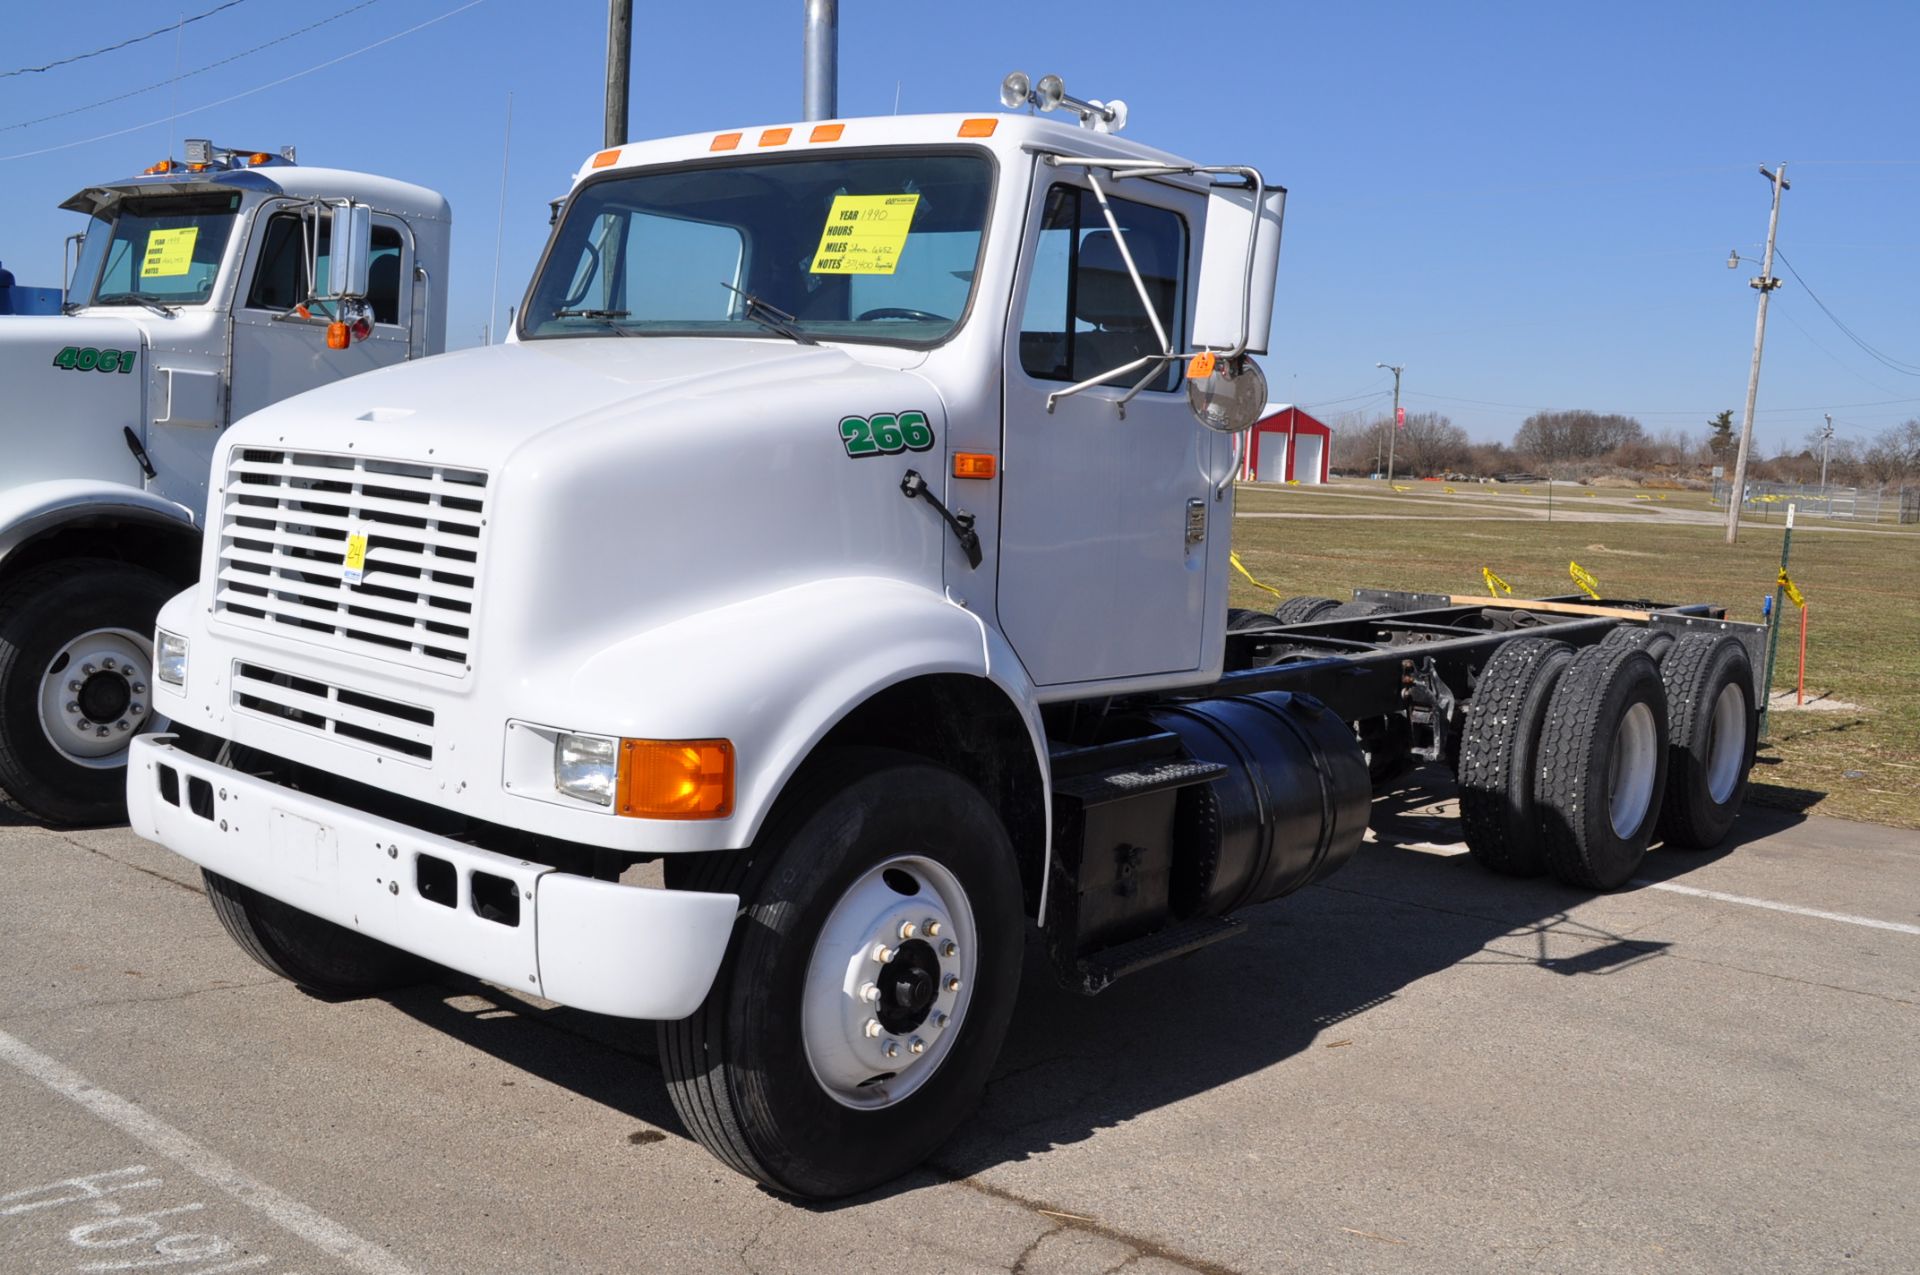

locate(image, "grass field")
(1227, 479), (1920, 829)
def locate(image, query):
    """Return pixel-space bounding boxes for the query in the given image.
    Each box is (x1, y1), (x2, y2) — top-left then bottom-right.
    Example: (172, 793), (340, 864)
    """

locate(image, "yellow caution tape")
(1482, 567), (1513, 598)
(1634, 493), (1652, 500)
(1391, 484), (1411, 493)
(1443, 486), (1456, 494)
(1777, 569), (1806, 609)
(1230, 552), (1285, 598)
(1569, 561), (1601, 600)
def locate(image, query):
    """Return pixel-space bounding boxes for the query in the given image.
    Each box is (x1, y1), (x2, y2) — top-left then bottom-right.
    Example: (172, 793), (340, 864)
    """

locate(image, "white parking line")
(0, 1026), (420, 1275)
(1634, 881), (1920, 936)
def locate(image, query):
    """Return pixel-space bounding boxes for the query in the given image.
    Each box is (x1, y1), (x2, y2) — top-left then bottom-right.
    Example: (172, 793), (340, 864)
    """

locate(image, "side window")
(247, 212), (406, 325)
(1018, 185), (1187, 392)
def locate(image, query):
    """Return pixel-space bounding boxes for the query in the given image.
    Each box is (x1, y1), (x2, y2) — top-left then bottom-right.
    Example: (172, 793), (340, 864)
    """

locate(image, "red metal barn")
(1240, 405), (1331, 484)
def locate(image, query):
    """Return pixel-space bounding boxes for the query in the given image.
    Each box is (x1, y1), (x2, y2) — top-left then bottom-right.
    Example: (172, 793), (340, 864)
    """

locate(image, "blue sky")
(4, 0), (1916, 451)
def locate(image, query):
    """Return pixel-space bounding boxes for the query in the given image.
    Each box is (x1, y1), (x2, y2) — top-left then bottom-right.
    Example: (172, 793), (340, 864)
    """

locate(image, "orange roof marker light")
(591, 148), (622, 168)
(710, 132), (743, 152)
(809, 123), (844, 143)
(957, 118), (998, 138)
(617, 739), (734, 820)
(759, 127), (792, 147)
(953, 452), (998, 480)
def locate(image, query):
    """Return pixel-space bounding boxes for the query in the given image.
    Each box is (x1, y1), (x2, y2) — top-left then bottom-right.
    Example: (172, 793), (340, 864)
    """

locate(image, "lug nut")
(95, 727), (109, 738)
(65, 702), (79, 715)
(82, 663), (96, 676)
(76, 719), (92, 731)
(130, 703), (145, 716)
(872, 943), (895, 964)
(924, 919), (942, 937)
(132, 682), (147, 694)
(942, 940), (958, 958)
(898, 921), (917, 940)
(863, 1019), (882, 1038)
(882, 1040), (899, 1059)
(944, 974), (962, 993)
(932, 1011), (950, 1029)
(67, 680), (82, 693)
(908, 1037), (926, 1055)
(103, 658), (117, 671)
(859, 982), (881, 1003)
(116, 720), (130, 732)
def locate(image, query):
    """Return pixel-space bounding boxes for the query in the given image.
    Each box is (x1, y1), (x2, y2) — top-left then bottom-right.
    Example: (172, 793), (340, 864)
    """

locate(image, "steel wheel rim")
(1705, 682), (1746, 804)
(35, 627), (153, 768)
(802, 854), (977, 1110)
(1607, 701), (1659, 838)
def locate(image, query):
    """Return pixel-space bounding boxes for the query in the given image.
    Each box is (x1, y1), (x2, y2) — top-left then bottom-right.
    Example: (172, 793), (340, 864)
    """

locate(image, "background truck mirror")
(322, 202), (374, 300)
(1192, 184), (1286, 355)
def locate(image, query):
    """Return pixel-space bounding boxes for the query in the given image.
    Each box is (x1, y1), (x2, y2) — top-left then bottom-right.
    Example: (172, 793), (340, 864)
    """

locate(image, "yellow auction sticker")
(811, 194), (920, 275)
(342, 528), (369, 586)
(141, 227), (200, 278)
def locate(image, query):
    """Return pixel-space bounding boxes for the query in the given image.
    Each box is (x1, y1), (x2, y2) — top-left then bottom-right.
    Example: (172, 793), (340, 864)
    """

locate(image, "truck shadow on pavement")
(378, 773), (1803, 1206)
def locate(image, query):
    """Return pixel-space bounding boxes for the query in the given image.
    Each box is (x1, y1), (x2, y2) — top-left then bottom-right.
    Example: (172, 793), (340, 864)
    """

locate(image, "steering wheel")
(856, 307), (951, 323)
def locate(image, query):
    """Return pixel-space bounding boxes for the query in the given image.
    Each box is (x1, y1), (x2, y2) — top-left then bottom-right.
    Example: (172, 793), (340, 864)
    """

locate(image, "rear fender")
(0, 480), (198, 578)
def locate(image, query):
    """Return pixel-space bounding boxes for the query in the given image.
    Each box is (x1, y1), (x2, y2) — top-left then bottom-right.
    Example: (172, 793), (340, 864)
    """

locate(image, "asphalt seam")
(56, 833), (205, 896)
(932, 1171), (1239, 1275)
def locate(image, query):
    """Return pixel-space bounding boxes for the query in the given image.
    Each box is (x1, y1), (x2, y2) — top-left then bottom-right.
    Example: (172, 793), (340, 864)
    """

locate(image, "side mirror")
(319, 201), (373, 300)
(1191, 182), (1286, 356)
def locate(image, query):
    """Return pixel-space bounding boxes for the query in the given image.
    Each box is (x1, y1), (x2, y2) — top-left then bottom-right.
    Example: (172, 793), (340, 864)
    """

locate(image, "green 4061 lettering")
(839, 410), (934, 459)
(52, 346), (137, 374)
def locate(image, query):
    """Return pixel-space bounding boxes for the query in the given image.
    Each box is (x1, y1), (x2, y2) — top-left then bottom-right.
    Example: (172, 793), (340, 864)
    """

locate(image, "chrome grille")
(216, 448), (486, 674)
(231, 661), (435, 762)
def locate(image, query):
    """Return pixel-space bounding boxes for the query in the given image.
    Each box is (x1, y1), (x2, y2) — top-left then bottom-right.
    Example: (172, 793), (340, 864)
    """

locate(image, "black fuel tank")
(1146, 692), (1372, 917)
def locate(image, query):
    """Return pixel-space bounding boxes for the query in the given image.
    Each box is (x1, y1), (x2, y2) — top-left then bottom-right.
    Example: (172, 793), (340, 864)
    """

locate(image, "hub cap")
(1705, 682), (1746, 804)
(1607, 701), (1658, 839)
(36, 628), (153, 767)
(802, 855), (976, 1110)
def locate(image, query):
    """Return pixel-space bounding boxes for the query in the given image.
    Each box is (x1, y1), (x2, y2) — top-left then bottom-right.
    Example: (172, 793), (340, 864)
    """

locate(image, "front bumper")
(127, 735), (738, 1020)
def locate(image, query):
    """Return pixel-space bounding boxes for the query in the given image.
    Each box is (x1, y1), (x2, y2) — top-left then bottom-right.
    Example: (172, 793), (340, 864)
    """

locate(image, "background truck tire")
(204, 870), (431, 996)
(0, 559), (174, 825)
(1600, 624), (1676, 663)
(1226, 607), (1275, 633)
(1656, 634), (1757, 849)
(659, 748), (1024, 1199)
(1273, 595), (1339, 624)
(1325, 600), (1390, 619)
(1457, 636), (1575, 876)
(1534, 645), (1671, 890)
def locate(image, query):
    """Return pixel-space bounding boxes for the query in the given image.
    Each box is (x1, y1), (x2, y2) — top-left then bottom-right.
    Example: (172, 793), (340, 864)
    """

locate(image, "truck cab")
(0, 143), (450, 823)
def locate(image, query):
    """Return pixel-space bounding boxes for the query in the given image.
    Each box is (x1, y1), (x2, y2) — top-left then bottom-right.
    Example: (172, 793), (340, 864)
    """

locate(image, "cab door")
(227, 204), (414, 425)
(996, 176), (1210, 687)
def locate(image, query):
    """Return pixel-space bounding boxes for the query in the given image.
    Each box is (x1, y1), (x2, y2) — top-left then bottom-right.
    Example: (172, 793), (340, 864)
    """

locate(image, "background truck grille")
(232, 661), (435, 762)
(216, 448), (487, 675)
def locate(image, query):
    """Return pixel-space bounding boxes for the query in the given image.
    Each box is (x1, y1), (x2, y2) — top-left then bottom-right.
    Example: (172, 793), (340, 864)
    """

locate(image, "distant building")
(1241, 404), (1331, 484)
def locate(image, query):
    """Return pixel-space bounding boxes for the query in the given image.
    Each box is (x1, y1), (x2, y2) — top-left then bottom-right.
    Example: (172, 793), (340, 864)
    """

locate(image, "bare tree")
(1514, 410), (1646, 462)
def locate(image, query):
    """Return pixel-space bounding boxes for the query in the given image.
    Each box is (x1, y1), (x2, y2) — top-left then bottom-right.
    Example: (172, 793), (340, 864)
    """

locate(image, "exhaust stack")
(802, 0), (837, 121)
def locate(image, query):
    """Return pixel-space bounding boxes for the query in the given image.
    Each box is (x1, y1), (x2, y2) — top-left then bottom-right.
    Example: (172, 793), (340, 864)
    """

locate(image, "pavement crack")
(57, 834), (204, 896)
(1009, 1222), (1061, 1274)
(930, 1168), (1241, 1275)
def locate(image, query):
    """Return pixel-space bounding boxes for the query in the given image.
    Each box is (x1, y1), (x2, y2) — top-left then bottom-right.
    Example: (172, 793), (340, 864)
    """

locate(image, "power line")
(0, 1), (486, 164)
(1773, 248), (1920, 377)
(2, 1), (387, 133)
(0, 1), (255, 79)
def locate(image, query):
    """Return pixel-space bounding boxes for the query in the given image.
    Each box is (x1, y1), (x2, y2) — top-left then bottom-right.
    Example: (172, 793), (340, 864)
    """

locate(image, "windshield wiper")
(94, 292), (176, 317)
(721, 282), (817, 346)
(554, 307), (630, 319)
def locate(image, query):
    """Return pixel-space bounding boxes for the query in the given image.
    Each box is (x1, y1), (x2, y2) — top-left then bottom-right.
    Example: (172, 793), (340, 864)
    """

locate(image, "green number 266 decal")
(839, 410), (934, 459)
(52, 346), (138, 374)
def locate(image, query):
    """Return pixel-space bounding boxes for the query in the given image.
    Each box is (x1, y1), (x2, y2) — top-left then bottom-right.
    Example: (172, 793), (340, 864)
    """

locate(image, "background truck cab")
(0, 142), (450, 824)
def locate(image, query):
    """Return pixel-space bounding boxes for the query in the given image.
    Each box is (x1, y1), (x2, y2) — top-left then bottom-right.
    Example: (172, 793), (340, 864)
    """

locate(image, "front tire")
(204, 870), (430, 996)
(0, 559), (175, 825)
(660, 748), (1025, 1199)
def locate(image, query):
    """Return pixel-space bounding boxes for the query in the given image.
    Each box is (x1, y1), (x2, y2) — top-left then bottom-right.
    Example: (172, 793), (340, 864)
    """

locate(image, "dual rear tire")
(1459, 631), (1756, 889)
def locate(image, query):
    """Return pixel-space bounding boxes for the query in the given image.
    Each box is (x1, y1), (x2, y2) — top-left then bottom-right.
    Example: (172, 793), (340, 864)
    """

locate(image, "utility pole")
(1376, 362), (1403, 483)
(1819, 412), (1834, 493)
(605, 0), (632, 149)
(1724, 163), (1789, 545)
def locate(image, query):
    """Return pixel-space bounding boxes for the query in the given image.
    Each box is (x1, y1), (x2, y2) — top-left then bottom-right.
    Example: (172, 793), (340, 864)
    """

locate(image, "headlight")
(554, 731), (618, 807)
(156, 630), (188, 687)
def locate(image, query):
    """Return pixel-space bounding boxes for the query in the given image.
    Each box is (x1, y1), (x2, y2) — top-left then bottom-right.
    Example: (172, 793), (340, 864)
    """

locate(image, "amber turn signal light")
(325, 322), (350, 350)
(617, 739), (734, 819)
(953, 452), (997, 479)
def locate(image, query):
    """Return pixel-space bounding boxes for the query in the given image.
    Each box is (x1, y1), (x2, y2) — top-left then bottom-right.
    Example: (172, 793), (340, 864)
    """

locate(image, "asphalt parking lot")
(3, 778), (1915, 1275)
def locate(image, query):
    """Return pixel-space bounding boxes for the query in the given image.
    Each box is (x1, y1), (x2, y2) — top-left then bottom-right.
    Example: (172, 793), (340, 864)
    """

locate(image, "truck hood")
(216, 338), (960, 678)
(0, 314), (148, 489)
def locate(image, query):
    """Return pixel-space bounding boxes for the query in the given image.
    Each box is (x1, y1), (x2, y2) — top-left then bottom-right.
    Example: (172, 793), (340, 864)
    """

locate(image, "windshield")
(521, 150), (993, 346)
(75, 192), (241, 307)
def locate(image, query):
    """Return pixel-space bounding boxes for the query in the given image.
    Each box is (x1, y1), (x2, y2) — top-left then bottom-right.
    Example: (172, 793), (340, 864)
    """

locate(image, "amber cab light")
(325, 321), (350, 350)
(957, 118), (998, 137)
(953, 452), (998, 479)
(591, 148), (621, 168)
(758, 127), (792, 147)
(617, 739), (734, 819)
(710, 132), (743, 152)
(809, 123), (844, 142)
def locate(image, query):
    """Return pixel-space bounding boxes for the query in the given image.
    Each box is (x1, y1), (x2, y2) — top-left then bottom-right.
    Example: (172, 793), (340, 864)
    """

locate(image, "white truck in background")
(130, 77), (1761, 1198)
(0, 141), (450, 824)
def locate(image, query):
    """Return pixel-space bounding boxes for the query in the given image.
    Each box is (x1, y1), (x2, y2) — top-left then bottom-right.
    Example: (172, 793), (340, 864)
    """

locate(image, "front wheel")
(660, 749), (1025, 1199)
(0, 559), (175, 825)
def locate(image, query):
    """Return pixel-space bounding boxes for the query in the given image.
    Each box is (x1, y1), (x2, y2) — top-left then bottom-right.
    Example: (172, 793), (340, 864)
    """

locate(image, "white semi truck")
(129, 80), (1762, 1198)
(0, 142), (450, 824)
